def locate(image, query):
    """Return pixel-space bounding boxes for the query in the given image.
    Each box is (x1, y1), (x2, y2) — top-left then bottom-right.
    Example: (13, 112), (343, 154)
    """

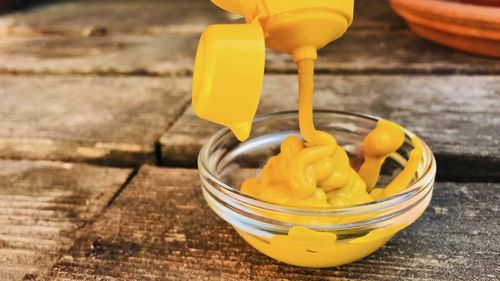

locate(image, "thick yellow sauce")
(241, 59), (422, 208)
(236, 59), (425, 267)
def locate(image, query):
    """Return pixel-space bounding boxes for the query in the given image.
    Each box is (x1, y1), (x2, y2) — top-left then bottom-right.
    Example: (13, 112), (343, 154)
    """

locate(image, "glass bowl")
(198, 110), (436, 267)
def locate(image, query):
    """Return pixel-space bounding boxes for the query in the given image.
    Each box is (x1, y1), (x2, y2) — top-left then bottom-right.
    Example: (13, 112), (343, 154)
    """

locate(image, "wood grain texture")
(272, 29), (500, 75)
(0, 0), (232, 36)
(0, 0), (401, 37)
(0, 76), (190, 166)
(160, 75), (500, 181)
(0, 0), (498, 75)
(1, 30), (498, 76)
(44, 166), (500, 281)
(0, 34), (199, 75)
(0, 159), (131, 281)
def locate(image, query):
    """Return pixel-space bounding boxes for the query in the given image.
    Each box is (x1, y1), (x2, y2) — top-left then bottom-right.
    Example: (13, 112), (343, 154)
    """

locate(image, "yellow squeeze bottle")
(192, 0), (354, 141)
(192, 0), (430, 268)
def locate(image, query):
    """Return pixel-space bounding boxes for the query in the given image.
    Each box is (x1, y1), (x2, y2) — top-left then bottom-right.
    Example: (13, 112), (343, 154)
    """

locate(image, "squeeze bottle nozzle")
(192, 0), (354, 141)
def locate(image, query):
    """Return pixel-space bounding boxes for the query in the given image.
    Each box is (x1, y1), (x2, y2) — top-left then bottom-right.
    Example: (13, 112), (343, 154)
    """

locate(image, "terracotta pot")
(460, 0), (500, 7)
(389, 0), (500, 58)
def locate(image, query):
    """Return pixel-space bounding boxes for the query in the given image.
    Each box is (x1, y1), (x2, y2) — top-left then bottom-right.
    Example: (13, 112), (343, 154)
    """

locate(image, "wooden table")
(0, 1), (498, 280)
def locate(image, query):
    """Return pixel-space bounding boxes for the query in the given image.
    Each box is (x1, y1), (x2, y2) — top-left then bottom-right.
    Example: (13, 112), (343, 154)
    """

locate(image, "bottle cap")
(192, 23), (265, 141)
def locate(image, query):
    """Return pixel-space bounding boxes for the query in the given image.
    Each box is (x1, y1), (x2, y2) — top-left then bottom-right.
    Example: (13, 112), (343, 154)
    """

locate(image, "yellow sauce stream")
(241, 59), (422, 208)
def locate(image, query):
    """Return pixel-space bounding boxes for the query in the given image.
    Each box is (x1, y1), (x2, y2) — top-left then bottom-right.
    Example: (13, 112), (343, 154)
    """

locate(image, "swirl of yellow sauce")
(241, 59), (422, 208)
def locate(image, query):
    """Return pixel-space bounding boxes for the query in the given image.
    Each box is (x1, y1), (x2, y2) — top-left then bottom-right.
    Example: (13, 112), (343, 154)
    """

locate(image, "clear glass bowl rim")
(198, 110), (437, 217)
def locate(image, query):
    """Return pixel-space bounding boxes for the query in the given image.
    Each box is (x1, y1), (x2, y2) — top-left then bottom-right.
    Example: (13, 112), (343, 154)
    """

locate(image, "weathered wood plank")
(0, 0), (231, 36)
(352, 0), (406, 30)
(1, 29), (498, 76)
(0, 159), (131, 281)
(160, 75), (500, 181)
(0, 34), (198, 75)
(0, 0), (498, 75)
(44, 166), (500, 280)
(0, 76), (190, 165)
(0, 0), (402, 37)
(272, 29), (500, 75)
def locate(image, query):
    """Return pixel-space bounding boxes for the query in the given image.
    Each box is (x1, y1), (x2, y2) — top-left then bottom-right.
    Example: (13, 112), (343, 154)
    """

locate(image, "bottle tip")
(231, 122), (252, 142)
